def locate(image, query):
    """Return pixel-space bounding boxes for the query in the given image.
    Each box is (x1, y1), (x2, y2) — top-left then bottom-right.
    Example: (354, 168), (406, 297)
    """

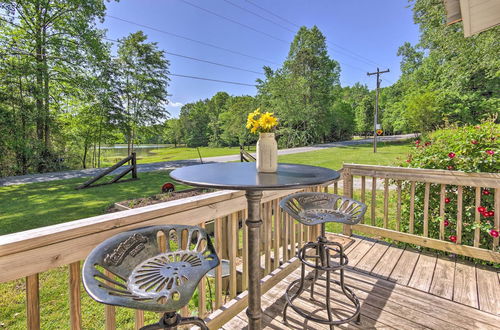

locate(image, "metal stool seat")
(280, 192), (367, 329)
(82, 225), (219, 330)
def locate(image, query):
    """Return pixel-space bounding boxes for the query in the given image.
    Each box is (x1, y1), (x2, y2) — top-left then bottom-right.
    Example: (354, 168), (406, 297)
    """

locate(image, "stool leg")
(283, 260), (307, 323)
(309, 242), (320, 301)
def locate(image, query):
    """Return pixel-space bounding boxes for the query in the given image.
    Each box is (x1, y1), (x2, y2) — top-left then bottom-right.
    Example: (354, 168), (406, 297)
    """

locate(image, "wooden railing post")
(26, 274), (40, 330)
(342, 168), (353, 236)
(69, 262), (82, 330)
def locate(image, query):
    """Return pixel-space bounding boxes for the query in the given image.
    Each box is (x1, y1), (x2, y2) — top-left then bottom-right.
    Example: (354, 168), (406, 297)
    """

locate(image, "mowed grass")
(0, 171), (190, 235)
(101, 145), (256, 167)
(278, 140), (410, 170)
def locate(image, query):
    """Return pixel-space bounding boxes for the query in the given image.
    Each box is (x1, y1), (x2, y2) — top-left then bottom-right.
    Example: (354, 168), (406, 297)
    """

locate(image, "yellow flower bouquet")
(246, 108), (278, 134)
(246, 108), (279, 172)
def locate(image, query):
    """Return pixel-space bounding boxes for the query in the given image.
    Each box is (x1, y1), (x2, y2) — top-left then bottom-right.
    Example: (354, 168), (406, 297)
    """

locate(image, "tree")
(219, 95), (257, 146)
(258, 26), (341, 147)
(163, 118), (183, 147)
(179, 100), (210, 147)
(207, 92), (229, 147)
(115, 31), (170, 155)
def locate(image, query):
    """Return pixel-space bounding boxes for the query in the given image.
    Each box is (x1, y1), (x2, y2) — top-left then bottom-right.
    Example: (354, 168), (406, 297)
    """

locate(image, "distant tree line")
(1, 0), (498, 177)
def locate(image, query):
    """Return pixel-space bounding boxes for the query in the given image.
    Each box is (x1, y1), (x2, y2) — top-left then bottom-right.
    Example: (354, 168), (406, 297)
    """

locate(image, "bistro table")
(170, 162), (340, 329)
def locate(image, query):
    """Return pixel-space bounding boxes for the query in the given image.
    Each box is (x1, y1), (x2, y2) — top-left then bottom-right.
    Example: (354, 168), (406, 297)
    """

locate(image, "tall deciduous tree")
(258, 26), (340, 147)
(115, 31), (170, 155)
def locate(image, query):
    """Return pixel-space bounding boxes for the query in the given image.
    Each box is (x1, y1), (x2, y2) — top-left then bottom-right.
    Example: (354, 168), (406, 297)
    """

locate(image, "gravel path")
(0, 134), (415, 186)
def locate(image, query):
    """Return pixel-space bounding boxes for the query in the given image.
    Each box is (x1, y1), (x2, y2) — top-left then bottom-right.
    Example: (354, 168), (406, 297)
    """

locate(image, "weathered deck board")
(370, 244), (404, 279)
(215, 234), (500, 329)
(387, 248), (419, 285)
(454, 260), (479, 309)
(429, 255), (455, 300)
(355, 241), (390, 273)
(407, 252), (437, 292)
(476, 265), (500, 315)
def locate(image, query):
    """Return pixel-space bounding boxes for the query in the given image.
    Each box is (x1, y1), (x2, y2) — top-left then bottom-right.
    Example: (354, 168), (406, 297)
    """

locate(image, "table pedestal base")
(245, 190), (263, 330)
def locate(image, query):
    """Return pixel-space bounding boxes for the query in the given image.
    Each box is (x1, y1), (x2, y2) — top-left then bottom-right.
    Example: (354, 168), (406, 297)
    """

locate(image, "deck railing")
(1, 164), (499, 329)
(0, 183), (327, 329)
(341, 164), (500, 263)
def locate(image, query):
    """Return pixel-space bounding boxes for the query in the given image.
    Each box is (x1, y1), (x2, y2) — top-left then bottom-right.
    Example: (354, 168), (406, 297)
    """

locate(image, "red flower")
(445, 198), (451, 203)
(485, 150), (495, 155)
(477, 206), (486, 213)
(444, 220), (450, 227)
(487, 211), (495, 217)
(482, 189), (490, 195)
(449, 235), (457, 243)
(415, 140), (420, 144)
(489, 230), (499, 238)
(475, 125), (481, 129)
(406, 159), (411, 163)
(448, 152), (456, 158)
(447, 165), (454, 170)
(471, 140), (478, 145)
(425, 142), (431, 146)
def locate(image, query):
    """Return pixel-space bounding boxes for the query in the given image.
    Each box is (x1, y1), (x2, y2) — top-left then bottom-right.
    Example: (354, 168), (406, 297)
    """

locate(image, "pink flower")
(444, 220), (450, 227)
(475, 125), (481, 129)
(415, 140), (420, 145)
(477, 206), (486, 213)
(445, 198), (451, 204)
(485, 150), (494, 155)
(448, 152), (456, 158)
(449, 235), (457, 243)
(406, 159), (411, 163)
(447, 165), (454, 170)
(471, 140), (478, 145)
(482, 189), (490, 195)
(489, 230), (499, 238)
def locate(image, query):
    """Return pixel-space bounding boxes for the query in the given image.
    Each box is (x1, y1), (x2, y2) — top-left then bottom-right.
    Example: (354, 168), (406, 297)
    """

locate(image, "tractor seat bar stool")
(280, 192), (367, 329)
(82, 225), (219, 330)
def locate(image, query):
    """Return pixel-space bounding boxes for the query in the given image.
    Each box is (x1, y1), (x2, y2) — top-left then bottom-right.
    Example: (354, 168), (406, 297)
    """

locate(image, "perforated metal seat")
(280, 192), (367, 329)
(82, 225), (219, 330)
(280, 192), (366, 226)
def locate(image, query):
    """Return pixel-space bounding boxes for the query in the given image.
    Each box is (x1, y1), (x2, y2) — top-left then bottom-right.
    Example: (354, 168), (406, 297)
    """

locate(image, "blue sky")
(100, 0), (420, 117)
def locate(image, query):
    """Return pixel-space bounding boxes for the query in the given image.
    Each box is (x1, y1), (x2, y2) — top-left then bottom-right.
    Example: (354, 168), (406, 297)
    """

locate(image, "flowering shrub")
(400, 120), (499, 250)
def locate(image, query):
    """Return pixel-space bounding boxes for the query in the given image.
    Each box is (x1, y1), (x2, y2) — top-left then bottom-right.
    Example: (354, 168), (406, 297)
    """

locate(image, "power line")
(242, 0), (381, 68)
(169, 73), (256, 86)
(178, 0), (289, 44)
(222, 0), (296, 34)
(106, 15), (279, 65)
(103, 37), (263, 75)
(244, 0), (299, 29)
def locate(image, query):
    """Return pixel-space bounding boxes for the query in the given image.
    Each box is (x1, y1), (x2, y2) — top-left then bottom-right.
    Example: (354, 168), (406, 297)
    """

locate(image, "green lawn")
(0, 171), (190, 235)
(0, 141), (410, 236)
(278, 140), (409, 169)
(102, 145), (256, 167)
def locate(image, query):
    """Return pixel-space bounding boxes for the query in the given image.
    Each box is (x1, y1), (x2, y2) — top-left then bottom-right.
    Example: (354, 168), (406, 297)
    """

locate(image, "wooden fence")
(341, 164), (500, 263)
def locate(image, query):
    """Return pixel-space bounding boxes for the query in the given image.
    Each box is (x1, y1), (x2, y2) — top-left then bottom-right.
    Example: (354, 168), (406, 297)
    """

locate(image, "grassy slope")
(0, 171), (190, 235)
(278, 140), (409, 169)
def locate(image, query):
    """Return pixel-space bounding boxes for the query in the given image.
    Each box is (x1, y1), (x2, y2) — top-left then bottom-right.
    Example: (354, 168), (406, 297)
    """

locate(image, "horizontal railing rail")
(341, 164), (500, 263)
(0, 182), (329, 329)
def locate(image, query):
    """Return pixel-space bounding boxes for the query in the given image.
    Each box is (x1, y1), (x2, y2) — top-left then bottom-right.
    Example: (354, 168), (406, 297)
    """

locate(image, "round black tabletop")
(170, 162), (340, 191)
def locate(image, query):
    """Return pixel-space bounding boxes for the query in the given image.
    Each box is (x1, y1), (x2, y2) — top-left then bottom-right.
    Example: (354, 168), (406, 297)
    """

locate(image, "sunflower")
(258, 112), (278, 132)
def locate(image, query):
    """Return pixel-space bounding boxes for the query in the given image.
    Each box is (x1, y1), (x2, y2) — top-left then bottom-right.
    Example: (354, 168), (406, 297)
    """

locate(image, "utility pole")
(367, 68), (389, 153)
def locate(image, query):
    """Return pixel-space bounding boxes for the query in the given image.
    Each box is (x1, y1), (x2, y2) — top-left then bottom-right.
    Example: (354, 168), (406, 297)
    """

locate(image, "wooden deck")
(220, 235), (500, 329)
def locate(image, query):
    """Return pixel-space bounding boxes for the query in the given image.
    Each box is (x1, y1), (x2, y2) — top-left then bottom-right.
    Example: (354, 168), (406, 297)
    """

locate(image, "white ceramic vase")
(256, 132), (278, 173)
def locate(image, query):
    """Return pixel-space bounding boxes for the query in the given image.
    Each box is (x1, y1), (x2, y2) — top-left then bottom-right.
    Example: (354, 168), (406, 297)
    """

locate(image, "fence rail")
(341, 164), (500, 263)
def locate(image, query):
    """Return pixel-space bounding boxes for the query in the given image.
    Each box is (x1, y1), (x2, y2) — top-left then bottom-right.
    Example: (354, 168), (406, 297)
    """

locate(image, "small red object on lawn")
(162, 182), (175, 193)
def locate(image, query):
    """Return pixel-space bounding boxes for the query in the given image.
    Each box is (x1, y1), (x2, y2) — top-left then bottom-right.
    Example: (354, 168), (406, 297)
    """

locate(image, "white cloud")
(166, 100), (184, 108)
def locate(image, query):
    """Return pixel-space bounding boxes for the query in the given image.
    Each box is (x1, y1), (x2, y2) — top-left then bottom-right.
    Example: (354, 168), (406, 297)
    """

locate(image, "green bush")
(400, 120), (499, 250)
